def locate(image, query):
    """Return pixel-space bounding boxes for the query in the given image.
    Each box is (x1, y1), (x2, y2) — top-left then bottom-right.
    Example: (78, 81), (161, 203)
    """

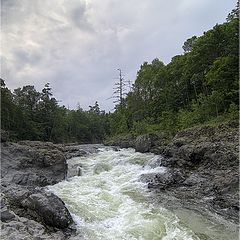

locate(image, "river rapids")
(48, 146), (238, 240)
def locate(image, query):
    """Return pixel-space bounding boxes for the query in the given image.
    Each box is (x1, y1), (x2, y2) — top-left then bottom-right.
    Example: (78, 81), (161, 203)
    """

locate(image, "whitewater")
(48, 147), (238, 240)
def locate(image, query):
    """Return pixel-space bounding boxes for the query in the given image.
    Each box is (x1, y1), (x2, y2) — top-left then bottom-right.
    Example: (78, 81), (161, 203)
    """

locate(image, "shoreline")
(104, 121), (239, 224)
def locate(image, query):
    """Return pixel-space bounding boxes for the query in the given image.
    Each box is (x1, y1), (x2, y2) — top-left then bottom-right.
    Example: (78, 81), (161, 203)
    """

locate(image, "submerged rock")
(93, 163), (112, 174)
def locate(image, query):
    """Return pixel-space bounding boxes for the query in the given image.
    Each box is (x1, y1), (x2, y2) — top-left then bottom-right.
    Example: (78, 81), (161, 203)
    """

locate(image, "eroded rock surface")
(1, 141), (67, 187)
(106, 121), (239, 223)
(1, 140), (75, 239)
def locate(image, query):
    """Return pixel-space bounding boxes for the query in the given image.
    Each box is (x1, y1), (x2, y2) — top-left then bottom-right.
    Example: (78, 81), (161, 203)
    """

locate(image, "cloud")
(1, 0), (236, 111)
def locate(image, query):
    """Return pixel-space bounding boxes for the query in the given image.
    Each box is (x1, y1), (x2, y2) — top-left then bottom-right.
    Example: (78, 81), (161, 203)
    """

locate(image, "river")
(48, 146), (238, 240)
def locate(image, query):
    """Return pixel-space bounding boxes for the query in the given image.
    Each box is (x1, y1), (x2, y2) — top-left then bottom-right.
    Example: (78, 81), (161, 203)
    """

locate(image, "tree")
(1, 79), (15, 131)
(37, 83), (59, 141)
(226, 1), (239, 22)
(182, 36), (198, 53)
(89, 101), (100, 114)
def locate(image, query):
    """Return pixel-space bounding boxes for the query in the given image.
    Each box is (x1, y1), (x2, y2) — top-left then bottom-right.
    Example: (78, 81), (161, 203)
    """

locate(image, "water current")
(48, 147), (238, 240)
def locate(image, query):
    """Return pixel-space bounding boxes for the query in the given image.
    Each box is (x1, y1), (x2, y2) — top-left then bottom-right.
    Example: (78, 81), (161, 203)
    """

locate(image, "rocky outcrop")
(1, 139), (76, 239)
(63, 144), (101, 159)
(141, 168), (186, 189)
(104, 134), (135, 149)
(1, 141), (67, 187)
(105, 133), (167, 153)
(1, 215), (67, 240)
(106, 121), (239, 223)
(2, 185), (73, 229)
(153, 122), (239, 223)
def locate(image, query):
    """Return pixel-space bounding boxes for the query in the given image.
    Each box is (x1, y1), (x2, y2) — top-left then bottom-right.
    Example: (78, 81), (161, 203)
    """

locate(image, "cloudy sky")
(1, 0), (236, 111)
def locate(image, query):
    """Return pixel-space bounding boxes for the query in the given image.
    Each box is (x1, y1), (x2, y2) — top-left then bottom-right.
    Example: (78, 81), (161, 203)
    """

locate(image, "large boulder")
(2, 185), (73, 230)
(140, 168), (185, 189)
(135, 134), (152, 153)
(1, 142), (67, 187)
(134, 133), (163, 153)
(21, 190), (73, 229)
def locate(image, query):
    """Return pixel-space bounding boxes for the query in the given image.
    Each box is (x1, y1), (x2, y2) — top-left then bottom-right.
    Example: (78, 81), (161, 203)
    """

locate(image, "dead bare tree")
(108, 69), (129, 110)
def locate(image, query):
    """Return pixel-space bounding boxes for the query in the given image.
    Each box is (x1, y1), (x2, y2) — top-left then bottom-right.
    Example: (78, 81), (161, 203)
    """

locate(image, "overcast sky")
(1, 0), (236, 111)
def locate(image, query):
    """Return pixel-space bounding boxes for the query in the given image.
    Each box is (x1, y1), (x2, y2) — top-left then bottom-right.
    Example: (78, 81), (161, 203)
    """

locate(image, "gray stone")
(1, 129), (9, 142)
(135, 134), (152, 153)
(1, 208), (15, 222)
(1, 142), (67, 187)
(140, 168), (185, 189)
(21, 190), (73, 229)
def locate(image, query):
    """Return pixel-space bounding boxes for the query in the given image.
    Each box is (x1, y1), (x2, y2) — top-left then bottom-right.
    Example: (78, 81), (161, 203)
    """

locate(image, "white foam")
(47, 147), (223, 240)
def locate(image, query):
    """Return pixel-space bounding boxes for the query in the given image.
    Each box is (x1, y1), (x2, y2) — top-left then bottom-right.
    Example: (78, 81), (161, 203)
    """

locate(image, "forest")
(1, 5), (239, 143)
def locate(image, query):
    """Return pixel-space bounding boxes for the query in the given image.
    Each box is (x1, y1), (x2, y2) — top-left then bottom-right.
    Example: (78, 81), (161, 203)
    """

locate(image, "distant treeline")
(1, 4), (239, 142)
(1, 81), (110, 143)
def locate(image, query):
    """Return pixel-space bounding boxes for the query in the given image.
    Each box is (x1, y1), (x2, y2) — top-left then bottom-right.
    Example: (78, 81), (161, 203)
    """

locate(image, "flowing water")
(48, 147), (238, 240)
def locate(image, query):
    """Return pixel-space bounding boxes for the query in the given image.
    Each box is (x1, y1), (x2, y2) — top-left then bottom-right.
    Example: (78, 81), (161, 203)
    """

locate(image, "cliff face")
(105, 121), (239, 223)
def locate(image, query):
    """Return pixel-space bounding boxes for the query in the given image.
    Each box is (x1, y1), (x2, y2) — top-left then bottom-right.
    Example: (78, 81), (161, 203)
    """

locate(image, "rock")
(21, 190), (73, 229)
(2, 184), (32, 206)
(64, 144), (102, 159)
(1, 129), (9, 142)
(134, 133), (164, 153)
(135, 134), (152, 153)
(140, 168), (185, 189)
(1, 216), (67, 240)
(147, 156), (163, 168)
(2, 185), (74, 230)
(148, 121), (239, 223)
(1, 142), (67, 187)
(1, 208), (15, 222)
(183, 173), (206, 186)
(104, 135), (135, 148)
(135, 135), (151, 153)
(93, 163), (112, 174)
(1, 140), (78, 238)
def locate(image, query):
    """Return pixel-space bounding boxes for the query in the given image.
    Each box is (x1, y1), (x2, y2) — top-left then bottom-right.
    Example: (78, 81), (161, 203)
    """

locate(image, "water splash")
(48, 147), (238, 240)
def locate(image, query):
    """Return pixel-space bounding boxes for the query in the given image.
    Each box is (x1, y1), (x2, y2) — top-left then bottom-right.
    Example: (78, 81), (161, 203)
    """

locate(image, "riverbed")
(48, 147), (238, 240)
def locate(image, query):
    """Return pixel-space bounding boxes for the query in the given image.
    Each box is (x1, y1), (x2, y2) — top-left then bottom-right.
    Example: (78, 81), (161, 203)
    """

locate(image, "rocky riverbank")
(1, 135), (95, 240)
(1, 121), (238, 239)
(105, 121), (239, 223)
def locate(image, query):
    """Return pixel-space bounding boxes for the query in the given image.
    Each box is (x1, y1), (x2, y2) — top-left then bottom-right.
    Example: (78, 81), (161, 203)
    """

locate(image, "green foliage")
(109, 111), (129, 135)
(182, 36), (198, 53)
(110, 8), (239, 137)
(1, 80), (109, 143)
(1, 7), (238, 142)
(228, 103), (239, 120)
